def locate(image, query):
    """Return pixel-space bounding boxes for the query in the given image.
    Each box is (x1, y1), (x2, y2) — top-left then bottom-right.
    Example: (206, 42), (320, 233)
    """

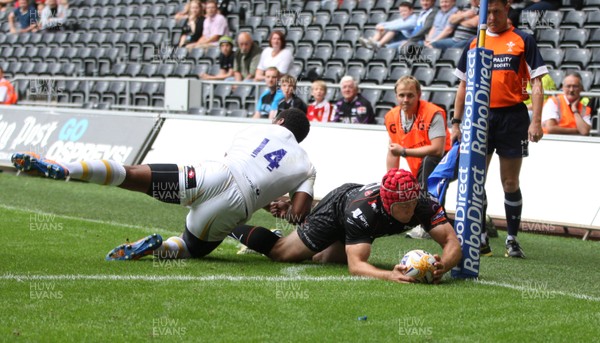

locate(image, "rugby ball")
(400, 249), (436, 283)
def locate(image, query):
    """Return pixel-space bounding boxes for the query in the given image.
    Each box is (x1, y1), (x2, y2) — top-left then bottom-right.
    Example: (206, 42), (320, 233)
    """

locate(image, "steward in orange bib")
(542, 72), (591, 136)
(385, 76), (451, 193)
(0, 67), (17, 105)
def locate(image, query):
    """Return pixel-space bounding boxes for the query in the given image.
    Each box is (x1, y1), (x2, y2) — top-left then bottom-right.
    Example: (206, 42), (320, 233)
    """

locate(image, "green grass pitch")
(1, 173), (599, 342)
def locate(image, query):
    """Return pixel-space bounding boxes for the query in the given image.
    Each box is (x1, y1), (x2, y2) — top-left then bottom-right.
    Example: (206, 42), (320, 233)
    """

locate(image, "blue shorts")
(487, 103), (529, 158)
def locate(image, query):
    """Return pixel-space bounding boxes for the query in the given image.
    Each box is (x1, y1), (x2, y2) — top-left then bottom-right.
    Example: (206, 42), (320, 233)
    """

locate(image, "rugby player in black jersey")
(230, 169), (461, 283)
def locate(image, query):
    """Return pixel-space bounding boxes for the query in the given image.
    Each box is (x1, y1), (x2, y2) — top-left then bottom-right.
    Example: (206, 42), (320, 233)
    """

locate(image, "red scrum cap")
(380, 168), (421, 214)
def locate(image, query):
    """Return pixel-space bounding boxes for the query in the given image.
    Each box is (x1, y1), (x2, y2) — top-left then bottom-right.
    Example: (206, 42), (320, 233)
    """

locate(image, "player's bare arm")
(428, 222), (462, 284)
(346, 243), (416, 284)
(529, 76), (544, 142)
(451, 80), (467, 143)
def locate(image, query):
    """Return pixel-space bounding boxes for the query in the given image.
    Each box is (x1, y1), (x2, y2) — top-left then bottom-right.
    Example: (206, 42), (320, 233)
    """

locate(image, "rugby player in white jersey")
(12, 109), (316, 260)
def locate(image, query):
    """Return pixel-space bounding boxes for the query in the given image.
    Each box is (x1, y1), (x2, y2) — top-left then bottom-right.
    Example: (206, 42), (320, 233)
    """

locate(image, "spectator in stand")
(233, 32), (262, 82)
(254, 31), (293, 82)
(385, 76), (451, 192)
(422, 0), (459, 49)
(253, 67), (284, 120)
(200, 35), (234, 80)
(277, 75), (308, 115)
(178, 0), (204, 48)
(8, 0), (38, 33)
(0, 0), (13, 13)
(542, 72), (591, 136)
(0, 67), (18, 105)
(331, 76), (375, 124)
(430, 0), (479, 50)
(39, 0), (67, 31)
(397, 0), (437, 51)
(358, 1), (417, 50)
(307, 80), (333, 122)
(188, 0), (228, 49)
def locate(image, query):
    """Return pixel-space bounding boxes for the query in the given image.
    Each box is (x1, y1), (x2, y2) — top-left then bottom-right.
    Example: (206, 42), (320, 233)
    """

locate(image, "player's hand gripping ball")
(400, 249), (436, 284)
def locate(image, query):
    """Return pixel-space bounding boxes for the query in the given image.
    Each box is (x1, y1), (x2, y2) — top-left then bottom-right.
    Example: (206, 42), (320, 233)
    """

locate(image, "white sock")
(481, 232), (488, 243)
(64, 160), (126, 186)
(506, 235), (515, 243)
(154, 236), (190, 259)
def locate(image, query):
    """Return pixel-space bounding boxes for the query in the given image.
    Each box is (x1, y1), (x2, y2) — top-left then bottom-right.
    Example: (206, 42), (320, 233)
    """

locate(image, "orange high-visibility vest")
(543, 95), (590, 134)
(0, 78), (17, 105)
(385, 100), (451, 176)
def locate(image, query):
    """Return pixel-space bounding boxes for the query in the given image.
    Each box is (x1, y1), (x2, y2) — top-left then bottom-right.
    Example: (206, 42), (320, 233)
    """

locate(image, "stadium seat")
(379, 89), (397, 107)
(592, 70), (600, 91)
(322, 65), (344, 83)
(431, 91), (456, 113)
(301, 27), (323, 46)
(10, 47), (28, 63)
(89, 81), (111, 103)
(590, 47), (600, 68)
(139, 64), (158, 78)
(229, 109), (249, 117)
(361, 88), (381, 106)
(339, 0), (358, 13)
(576, 70), (594, 90)
(374, 0), (394, 12)
(339, 27), (361, 47)
(294, 43), (314, 68)
(297, 12), (314, 28)
(368, 11), (388, 25)
(363, 66), (388, 84)
(540, 47), (564, 68)
(208, 108), (227, 116)
(414, 47), (441, 67)
(437, 48), (463, 68)
(349, 47), (375, 68)
(357, 0), (376, 14)
(585, 9), (600, 27)
(330, 11), (351, 28)
(260, 16), (278, 30)
(541, 10), (563, 28)
(33, 62), (49, 76)
(546, 69), (565, 88)
(433, 66), (459, 87)
(561, 28), (589, 47)
(172, 64), (192, 78)
(320, 0), (338, 14)
(413, 67), (435, 86)
(19, 62), (35, 76)
(371, 48), (396, 68)
(225, 85), (254, 110)
(33, 47), (53, 63)
(102, 81), (127, 104)
(321, 27), (342, 48)
(134, 82), (162, 106)
(561, 10), (587, 28)
(346, 65), (366, 82)
(310, 45), (333, 65)
(304, 1), (321, 14)
(313, 12), (331, 28)
(26, 33), (43, 47)
(386, 66), (411, 84)
(60, 63), (77, 76)
(537, 29), (561, 48)
(155, 64), (174, 78)
(588, 28), (600, 47)
(349, 12), (369, 29)
(46, 63), (62, 76)
(561, 48), (592, 69)
(287, 63), (303, 79)
(327, 46), (354, 67)
(123, 63), (142, 77)
(209, 84), (232, 108)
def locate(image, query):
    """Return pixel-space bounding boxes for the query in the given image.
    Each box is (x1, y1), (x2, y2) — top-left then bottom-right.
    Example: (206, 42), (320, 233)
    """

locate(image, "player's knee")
(269, 239), (309, 262)
(502, 178), (519, 192)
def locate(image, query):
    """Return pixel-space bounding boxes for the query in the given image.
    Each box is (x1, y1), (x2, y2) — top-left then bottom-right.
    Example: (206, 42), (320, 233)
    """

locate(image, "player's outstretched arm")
(429, 223), (462, 284)
(346, 243), (417, 284)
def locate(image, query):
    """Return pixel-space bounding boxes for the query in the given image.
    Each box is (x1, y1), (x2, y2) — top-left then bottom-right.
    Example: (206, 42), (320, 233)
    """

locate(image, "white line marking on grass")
(280, 265), (318, 277)
(0, 274), (367, 282)
(474, 279), (600, 302)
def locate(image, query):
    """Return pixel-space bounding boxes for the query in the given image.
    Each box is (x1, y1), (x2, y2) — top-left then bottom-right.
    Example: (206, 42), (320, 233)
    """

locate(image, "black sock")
(504, 189), (523, 237)
(229, 225), (280, 256)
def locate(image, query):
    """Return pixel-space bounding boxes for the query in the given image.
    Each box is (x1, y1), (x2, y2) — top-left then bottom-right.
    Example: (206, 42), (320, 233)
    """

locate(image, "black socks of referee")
(230, 225), (281, 256)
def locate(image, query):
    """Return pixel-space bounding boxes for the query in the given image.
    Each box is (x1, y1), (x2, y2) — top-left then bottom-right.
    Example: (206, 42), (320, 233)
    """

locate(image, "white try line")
(1, 273), (599, 302)
(0, 273), (367, 282)
(473, 279), (600, 302)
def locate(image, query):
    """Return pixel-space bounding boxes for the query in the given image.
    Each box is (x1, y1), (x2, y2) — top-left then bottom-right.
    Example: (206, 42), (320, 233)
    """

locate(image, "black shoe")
(480, 236), (493, 257)
(505, 239), (525, 258)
